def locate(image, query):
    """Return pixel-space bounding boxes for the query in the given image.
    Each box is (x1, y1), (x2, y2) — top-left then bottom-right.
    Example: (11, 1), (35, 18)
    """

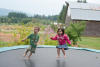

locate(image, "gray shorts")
(27, 46), (36, 53)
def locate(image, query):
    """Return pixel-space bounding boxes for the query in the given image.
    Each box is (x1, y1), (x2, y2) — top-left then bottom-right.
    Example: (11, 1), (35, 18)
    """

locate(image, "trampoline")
(0, 45), (100, 67)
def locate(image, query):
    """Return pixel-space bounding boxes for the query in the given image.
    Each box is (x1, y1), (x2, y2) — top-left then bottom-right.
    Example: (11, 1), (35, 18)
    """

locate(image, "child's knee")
(62, 48), (64, 50)
(26, 49), (29, 52)
(57, 48), (60, 50)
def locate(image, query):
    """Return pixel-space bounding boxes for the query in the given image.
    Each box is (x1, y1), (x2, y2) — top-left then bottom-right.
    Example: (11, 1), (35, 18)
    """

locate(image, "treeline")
(0, 12), (31, 24)
(33, 14), (58, 21)
(0, 4), (68, 24)
(8, 12), (28, 18)
(0, 12), (58, 24)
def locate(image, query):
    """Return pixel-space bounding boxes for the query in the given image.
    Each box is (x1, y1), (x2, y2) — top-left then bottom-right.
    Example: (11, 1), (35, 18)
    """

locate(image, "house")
(65, 1), (100, 36)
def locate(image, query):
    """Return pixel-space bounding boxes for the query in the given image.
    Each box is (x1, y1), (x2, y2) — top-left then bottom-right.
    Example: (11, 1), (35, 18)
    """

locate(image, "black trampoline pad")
(0, 48), (100, 67)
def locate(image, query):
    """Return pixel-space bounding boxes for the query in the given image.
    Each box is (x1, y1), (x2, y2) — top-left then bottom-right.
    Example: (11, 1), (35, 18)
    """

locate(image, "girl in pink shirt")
(50, 28), (71, 58)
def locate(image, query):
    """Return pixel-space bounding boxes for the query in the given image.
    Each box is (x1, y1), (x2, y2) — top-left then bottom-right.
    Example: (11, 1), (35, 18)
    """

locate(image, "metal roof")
(68, 2), (100, 21)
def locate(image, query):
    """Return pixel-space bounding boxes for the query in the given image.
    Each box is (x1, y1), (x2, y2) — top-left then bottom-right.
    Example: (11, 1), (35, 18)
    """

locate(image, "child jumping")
(22, 27), (40, 59)
(50, 28), (71, 58)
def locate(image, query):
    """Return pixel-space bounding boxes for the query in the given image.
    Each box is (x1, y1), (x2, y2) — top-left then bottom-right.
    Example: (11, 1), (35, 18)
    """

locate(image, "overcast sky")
(0, 0), (100, 16)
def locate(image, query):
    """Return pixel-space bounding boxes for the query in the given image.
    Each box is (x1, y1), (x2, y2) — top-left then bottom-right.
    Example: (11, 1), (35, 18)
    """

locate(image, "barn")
(65, 1), (100, 36)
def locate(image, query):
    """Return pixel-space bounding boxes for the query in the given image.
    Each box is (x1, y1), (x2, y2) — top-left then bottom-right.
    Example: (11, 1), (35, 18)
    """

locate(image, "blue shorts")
(56, 44), (68, 48)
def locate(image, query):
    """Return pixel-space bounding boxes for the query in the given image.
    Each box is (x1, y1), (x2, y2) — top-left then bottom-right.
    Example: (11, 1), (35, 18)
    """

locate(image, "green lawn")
(0, 41), (9, 47)
(0, 41), (9, 45)
(78, 37), (100, 50)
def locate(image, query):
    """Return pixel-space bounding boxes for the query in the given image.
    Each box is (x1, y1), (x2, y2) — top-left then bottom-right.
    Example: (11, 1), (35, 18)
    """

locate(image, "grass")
(0, 41), (10, 47)
(78, 37), (100, 50)
(0, 41), (9, 45)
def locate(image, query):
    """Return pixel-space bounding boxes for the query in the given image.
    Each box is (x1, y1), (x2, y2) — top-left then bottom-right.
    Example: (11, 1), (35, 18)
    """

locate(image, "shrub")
(65, 21), (86, 45)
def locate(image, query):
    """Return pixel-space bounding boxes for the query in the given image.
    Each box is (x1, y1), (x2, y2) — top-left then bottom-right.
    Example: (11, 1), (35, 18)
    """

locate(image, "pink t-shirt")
(50, 34), (71, 45)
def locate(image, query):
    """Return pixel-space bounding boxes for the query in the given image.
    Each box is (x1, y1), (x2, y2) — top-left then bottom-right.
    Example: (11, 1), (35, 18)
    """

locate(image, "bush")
(65, 21), (86, 45)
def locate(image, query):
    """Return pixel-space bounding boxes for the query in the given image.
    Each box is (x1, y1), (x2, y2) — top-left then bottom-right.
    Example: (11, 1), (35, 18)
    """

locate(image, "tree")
(65, 21), (86, 45)
(77, 0), (87, 3)
(8, 12), (28, 18)
(33, 14), (58, 21)
(58, 4), (68, 23)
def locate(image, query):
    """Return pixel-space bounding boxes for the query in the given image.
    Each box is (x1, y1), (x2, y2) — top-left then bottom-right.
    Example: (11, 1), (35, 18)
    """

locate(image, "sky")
(0, 0), (100, 16)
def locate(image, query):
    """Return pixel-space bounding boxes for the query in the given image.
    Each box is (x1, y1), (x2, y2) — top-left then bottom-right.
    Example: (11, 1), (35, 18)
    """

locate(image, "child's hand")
(22, 38), (27, 42)
(22, 39), (26, 42)
(22, 40), (25, 42)
(70, 44), (73, 46)
(50, 33), (55, 37)
(34, 42), (37, 45)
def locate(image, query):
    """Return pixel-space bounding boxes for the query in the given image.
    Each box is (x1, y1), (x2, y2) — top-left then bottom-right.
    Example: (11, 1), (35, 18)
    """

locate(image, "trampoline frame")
(0, 45), (100, 53)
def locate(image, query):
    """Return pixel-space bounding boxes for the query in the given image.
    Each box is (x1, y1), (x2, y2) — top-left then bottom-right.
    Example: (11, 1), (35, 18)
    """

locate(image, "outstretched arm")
(22, 37), (27, 42)
(50, 35), (57, 40)
(65, 35), (71, 45)
(22, 34), (31, 41)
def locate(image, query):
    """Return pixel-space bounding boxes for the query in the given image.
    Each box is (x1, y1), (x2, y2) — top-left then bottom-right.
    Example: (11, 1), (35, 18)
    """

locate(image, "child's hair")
(34, 27), (40, 31)
(57, 28), (65, 35)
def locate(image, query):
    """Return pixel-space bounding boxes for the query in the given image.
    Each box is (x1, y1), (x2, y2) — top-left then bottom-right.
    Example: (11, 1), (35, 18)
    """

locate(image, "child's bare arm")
(50, 35), (57, 40)
(65, 35), (71, 45)
(22, 37), (27, 41)
(22, 34), (31, 41)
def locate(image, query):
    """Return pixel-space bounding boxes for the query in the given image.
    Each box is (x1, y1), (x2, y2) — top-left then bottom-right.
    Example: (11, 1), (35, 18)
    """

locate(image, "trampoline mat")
(0, 48), (100, 67)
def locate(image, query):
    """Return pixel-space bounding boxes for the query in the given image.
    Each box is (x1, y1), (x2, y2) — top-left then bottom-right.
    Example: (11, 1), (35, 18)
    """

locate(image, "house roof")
(67, 2), (100, 21)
